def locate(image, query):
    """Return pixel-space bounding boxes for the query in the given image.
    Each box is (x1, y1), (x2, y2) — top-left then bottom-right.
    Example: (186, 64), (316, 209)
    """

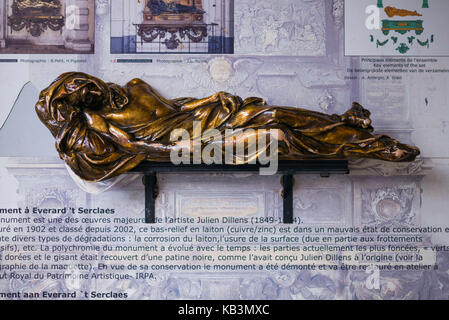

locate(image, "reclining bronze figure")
(35, 72), (420, 182)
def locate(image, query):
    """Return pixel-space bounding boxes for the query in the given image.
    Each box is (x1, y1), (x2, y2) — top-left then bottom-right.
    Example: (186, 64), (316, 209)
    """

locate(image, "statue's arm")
(84, 111), (170, 156)
(180, 91), (242, 113)
(126, 79), (241, 113)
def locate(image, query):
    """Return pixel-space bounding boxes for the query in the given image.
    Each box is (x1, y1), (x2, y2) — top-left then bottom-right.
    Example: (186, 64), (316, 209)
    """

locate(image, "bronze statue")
(147, 0), (205, 16)
(35, 72), (420, 182)
(14, 0), (61, 12)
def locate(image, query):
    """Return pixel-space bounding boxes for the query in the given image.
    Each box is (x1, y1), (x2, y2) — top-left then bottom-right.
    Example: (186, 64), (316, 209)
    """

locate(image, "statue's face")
(70, 84), (105, 111)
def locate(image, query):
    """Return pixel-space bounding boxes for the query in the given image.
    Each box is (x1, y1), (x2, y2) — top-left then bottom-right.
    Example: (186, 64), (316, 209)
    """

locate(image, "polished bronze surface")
(35, 72), (420, 182)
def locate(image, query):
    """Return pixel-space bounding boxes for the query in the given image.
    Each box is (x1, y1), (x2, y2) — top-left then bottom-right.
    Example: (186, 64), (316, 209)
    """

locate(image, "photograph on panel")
(111, 0), (234, 54)
(0, 0), (95, 54)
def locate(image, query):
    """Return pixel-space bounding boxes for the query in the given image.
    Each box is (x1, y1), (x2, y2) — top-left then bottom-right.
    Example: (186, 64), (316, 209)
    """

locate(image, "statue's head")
(59, 72), (129, 112)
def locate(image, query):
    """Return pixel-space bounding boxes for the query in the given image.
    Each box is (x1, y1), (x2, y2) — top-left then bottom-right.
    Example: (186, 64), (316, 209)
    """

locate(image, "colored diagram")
(377, 0), (429, 8)
(370, 1), (434, 54)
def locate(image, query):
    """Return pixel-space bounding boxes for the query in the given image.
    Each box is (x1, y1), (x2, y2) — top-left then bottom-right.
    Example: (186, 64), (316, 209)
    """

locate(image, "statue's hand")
(216, 91), (243, 114)
(341, 102), (374, 131)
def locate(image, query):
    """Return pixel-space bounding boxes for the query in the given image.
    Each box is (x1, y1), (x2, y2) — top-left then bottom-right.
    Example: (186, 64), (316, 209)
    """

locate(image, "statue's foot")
(379, 140), (421, 162)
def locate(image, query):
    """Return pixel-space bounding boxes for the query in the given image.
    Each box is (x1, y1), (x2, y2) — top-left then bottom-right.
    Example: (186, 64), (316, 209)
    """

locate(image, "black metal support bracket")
(281, 174), (294, 224)
(143, 173), (158, 224)
(132, 160), (349, 224)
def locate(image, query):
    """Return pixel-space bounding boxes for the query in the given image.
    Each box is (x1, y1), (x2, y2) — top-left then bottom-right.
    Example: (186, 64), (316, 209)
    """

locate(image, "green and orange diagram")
(377, 0), (429, 8)
(381, 20), (424, 35)
(370, 1), (434, 54)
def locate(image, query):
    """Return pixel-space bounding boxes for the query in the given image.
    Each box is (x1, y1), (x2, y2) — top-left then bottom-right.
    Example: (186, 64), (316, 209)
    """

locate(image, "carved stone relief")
(234, 0), (326, 56)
